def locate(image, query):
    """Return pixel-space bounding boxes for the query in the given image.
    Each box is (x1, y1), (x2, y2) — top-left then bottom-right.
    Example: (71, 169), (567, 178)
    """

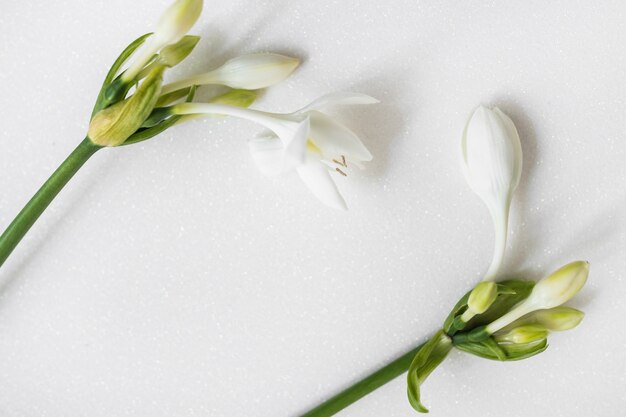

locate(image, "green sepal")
(443, 292), (470, 335)
(159, 35), (200, 67)
(122, 86), (197, 146)
(141, 107), (173, 128)
(454, 337), (507, 360)
(407, 330), (452, 413)
(155, 87), (192, 107)
(91, 32), (153, 118)
(501, 339), (549, 360)
(455, 337), (548, 361)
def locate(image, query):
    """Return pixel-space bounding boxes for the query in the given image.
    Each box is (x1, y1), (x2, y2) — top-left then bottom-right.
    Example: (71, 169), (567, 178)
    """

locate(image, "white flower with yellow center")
(173, 92), (377, 210)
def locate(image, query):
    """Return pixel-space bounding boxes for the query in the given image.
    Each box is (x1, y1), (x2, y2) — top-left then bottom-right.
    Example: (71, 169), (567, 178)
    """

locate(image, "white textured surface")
(1, 0), (625, 416)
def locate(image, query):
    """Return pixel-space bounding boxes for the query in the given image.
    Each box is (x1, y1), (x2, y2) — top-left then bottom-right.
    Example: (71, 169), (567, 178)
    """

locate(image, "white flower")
(172, 92), (378, 209)
(485, 261), (589, 334)
(461, 105), (523, 281)
(161, 53), (300, 94)
(123, 0), (204, 82)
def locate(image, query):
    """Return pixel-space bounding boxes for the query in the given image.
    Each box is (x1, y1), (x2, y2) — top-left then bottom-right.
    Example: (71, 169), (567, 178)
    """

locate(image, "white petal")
(282, 116), (310, 171)
(493, 107), (523, 191)
(308, 111), (372, 162)
(296, 159), (347, 210)
(296, 92), (379, 114)
(248, 136), (287, 176)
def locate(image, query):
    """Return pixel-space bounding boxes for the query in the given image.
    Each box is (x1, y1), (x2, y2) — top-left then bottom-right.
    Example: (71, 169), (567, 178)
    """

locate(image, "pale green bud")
(89, 67), (164, 147)
(154, 0), (203, 46)
(160, 53), (300, 95)
(530, 307), (585, 331)
(485, 261), (589, 334)
(209, 89), (258, 107)
(527, 261), (589, 310)
(494, 324), (548, 344)
(122, 0), (203, 83)
(467, 281), (498, 314)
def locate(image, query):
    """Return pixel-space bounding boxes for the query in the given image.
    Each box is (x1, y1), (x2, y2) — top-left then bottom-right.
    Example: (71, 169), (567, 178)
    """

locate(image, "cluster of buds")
(406, 106), (589, 413)
(86, 0), (377, 209)
(407, 261), (588, 413)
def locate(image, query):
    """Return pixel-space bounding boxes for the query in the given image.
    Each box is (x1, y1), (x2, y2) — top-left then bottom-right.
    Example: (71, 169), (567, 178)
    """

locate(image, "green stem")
(0, 138), (100, 269)
(299, 342), (425, 417)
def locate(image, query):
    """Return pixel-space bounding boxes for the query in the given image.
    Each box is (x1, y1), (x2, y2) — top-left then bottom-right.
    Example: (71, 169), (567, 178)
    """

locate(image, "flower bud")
(494, 324), (548, 344)
(527, 261), (589, 310)
(154, 0), (203, 46)
(89, 67), (164, 147)
(467, 281), (498, 315)
(122, 0), (203, 83)
(209, 89), (258, 108)
(530, 307), (585, 331)
(485, 261), (589, 334)
(461, 106), (522, 280)
(160, 53), (300, 94)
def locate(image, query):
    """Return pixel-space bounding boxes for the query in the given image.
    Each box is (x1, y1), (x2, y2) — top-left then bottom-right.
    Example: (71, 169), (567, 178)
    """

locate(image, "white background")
(1, 1), (625, 416)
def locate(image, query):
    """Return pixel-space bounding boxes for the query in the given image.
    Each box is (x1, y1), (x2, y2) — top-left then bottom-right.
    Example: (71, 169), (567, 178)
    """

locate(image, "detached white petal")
(161, 53), (300, 94)
(461, 105), (523, 281)
(124, 0), (203, 82)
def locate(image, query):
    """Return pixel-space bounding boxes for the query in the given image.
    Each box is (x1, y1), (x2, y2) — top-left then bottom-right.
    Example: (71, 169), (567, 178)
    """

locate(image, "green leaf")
(91, 32), (153, 118)
(407, 330), (452, 413)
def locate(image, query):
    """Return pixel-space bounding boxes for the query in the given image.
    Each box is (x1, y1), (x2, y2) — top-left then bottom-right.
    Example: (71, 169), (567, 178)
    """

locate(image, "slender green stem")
(0, 138), (100, 269)
(299, 342), (425, 417)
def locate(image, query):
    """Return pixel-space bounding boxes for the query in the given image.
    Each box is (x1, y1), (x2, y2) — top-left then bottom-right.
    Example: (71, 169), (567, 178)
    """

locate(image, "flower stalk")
(0, 139), (101, 269)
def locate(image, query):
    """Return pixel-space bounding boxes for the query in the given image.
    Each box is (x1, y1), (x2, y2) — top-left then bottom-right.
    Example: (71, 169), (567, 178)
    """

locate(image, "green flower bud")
(89, 66), (164, 147)
(209, 89), (258, 107)
(494, 324), (548, 344)
(528, 261), (589, 310)
(467, 281), (498, 315)
(529, 307), (585, 331)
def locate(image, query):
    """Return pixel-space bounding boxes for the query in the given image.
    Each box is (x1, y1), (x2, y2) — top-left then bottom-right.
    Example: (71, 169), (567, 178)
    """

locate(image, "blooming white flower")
(485, 261), (589, 334)
(172, 92), (378, 209)
(161, 53), (300, 94)
(461, 106), (522, 281)
(123, 0), (204, 82)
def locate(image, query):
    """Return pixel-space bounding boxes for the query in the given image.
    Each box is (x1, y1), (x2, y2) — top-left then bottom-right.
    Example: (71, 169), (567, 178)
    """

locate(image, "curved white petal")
(248, 136), (287, 176)
(296, 159), (347, 210)
(308, 111), (372, 162)
(493, 107), (523, 191)
(295, 92), (379, 115)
